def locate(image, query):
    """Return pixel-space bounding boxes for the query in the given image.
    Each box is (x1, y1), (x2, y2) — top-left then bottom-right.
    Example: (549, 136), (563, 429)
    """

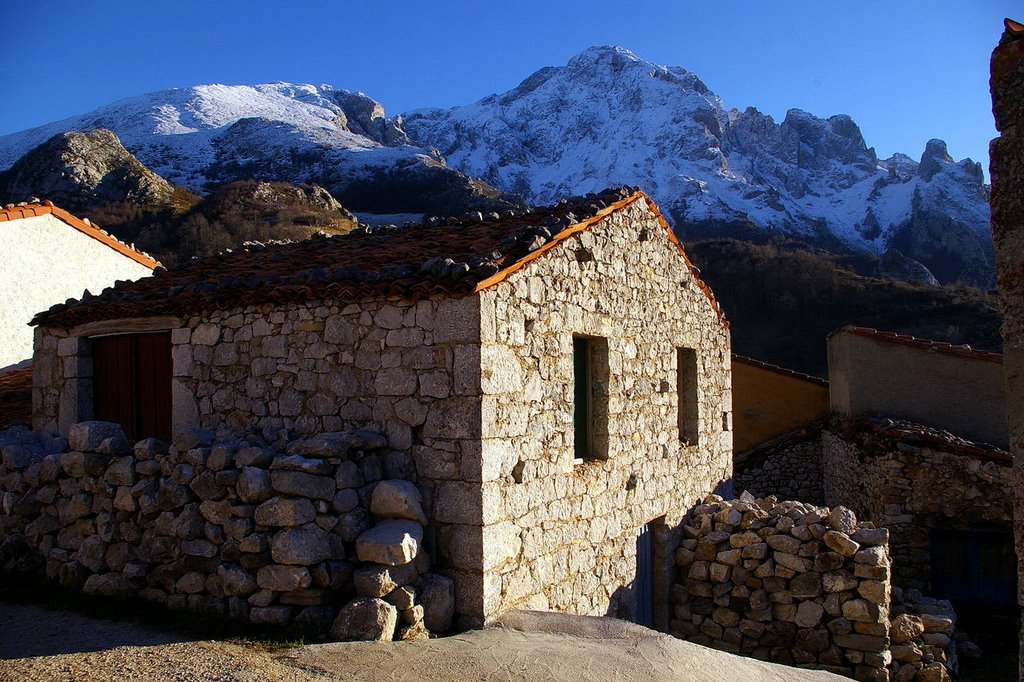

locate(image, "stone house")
(27, 186), (733, 629)
(734, 327), (1015, 620)
(0, 201), (158, 370)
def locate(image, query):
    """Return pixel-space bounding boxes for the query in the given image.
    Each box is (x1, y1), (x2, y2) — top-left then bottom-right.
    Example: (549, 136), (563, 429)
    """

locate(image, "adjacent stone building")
(0, 201), (158, 370)
(989, 16), (1024, 679)
(26, 186), (733, 628)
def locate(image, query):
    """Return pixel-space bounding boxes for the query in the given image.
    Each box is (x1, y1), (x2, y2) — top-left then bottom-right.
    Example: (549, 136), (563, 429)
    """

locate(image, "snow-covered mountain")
(405, 46), (992, 286)
(0, 83), (515, 216)
(0, 48), (993, 285)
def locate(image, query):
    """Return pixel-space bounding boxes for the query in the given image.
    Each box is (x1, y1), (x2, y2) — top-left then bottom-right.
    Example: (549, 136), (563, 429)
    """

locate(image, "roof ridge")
(31, 187), (728, 329)
(829, 325), (1002, 363)
(732, 353), (828, 386)
(0, 201), (160, 270)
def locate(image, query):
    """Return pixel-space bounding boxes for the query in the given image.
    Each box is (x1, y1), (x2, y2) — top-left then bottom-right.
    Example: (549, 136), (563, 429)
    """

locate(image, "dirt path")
(0, 602), (843, 682)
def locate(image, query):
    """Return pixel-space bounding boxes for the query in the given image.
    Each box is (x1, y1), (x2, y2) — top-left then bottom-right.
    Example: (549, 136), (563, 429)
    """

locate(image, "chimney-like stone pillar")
(990, 17), (1024, 681)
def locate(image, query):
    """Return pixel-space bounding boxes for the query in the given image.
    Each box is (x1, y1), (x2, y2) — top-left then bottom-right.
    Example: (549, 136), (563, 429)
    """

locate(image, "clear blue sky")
(0, 1), (1016, 175)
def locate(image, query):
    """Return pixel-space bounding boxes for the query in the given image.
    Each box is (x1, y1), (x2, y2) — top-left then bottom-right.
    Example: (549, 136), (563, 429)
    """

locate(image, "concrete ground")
(0, 602), (844, 682)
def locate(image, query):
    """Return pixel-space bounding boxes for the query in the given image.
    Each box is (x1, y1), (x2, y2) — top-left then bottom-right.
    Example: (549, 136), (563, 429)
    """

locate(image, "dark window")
(93, 332), (172, 441)
(931, 528), (1016, 606)
(573, 335), (608, 460)
(677, 348), (699, 445)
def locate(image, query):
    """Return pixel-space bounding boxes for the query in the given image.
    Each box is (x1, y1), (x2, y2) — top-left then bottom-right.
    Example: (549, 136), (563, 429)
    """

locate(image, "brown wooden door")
(93, 332), (172, 441)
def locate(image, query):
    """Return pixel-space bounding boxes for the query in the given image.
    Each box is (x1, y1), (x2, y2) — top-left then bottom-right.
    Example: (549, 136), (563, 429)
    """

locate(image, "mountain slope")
(0, 84), (517, 216)
(0, 129), (177, 210)
(404, 46), (993, 286)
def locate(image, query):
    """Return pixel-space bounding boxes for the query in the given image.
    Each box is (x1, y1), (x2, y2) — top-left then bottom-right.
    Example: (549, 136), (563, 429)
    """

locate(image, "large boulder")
(329, 597), (397, 641)
(370, 480), (428, 524)
(270, 528), (333, 565)
(355, 520), (423, 566)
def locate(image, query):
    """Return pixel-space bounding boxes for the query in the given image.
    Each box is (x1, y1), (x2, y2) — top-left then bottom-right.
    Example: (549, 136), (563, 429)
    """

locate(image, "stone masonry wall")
(989, 21), (1024, 679)
(671, 494), (892, 681)
(822, 425), (1014, 592)
(32, 295), (487, 627)
(0, 421), (455, 641)
(734, 435), (825, 506)
(477, 199), (732, 627)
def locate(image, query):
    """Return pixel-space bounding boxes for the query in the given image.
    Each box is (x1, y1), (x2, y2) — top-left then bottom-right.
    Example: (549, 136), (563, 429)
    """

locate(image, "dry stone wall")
(33, 294), (486, 627)
(671, 493), (893, 681)
(0, 421), (454, 641)
(477, 199), (732, 625)
(822, 424), (1014, 591)
(733, 435), (825, 505)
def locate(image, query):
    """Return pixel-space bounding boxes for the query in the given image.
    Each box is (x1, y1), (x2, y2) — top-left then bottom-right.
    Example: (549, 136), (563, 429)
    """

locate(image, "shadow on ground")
(0, 602), (186, 659)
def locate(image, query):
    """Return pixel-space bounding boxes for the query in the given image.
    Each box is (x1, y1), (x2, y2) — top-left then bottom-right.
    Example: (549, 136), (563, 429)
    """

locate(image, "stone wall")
(734, 432), (825, 506)
(476, 199), (732, 627)
(33, 295), (487, 627)
(822, 422), (1014, 592)
(989, 20), (1024, 679)
(0, 421), (454, 641)
(670, 494), (893, 681)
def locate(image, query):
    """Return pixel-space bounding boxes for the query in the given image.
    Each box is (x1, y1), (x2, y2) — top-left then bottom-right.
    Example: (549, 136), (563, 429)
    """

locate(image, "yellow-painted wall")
(732, 356), (829, 453)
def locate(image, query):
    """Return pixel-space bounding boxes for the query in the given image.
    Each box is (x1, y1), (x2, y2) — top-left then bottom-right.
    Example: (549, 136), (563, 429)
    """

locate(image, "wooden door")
(93, 332), (172, 441)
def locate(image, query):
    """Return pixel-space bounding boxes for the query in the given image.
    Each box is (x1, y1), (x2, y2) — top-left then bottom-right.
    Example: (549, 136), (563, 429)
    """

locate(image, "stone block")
(356, 520), (423, 566)
(257, 564), (312, 591)
(370, 480), (428, 525)
(330, 597), (398, 642)
(270, 528), (333, 565)
(254, 497), (317, 526)
(67, 421), (125, 453)
(270, 470), (334, 500)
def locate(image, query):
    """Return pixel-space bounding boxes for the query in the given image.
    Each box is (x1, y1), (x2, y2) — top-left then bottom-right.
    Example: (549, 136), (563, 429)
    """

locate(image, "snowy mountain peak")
(405, 46), (993, 286)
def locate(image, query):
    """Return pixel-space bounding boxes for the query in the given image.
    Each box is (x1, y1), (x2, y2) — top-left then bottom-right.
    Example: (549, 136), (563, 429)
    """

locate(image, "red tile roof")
(732, 354), (828, 387)
(32, 188), (727, 329)
(0, 201), (160, 270)
(0, 366), (32, 429)
(830, 325), (1002, 364)
(848, 414), (1011, 464)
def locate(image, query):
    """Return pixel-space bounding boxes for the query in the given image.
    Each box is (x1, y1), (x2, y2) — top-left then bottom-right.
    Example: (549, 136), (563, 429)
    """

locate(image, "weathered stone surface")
(418, 572), (455, 633)
(823, 530), (860, 557)
(68, 421), (125, 453)
(289, 431), (386, 458)
(795, 601), (824, 628)
(271, 455), (333, 475)
(369, 480), (428, 525)
(237, 467), (272, 503)
(254, 497), (316, 526)
(270, 470), (334, 501)
(355, 520), (423, 566)
(270, 528), (333, 566)
(353, 565), (399, 598)
(256, 564), (312, 592)
(329, 597), (397, 641)
(827, 506), (858, 533)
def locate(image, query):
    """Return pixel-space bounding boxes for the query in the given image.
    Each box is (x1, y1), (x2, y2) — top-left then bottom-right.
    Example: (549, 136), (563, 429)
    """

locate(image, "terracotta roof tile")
(0, 366), (32, 429)
(32, 188), (727, 329)
(848, 414), (1011, 464)
(829, 325), (1002, 363)
(732, 354), (828, 386)
(0, 201), (160, 270)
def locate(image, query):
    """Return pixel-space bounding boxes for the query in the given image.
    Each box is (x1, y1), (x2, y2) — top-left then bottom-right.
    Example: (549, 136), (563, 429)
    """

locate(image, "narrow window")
(677, 348), (699, 445)
(93, 332), (172, 441)
(573, 335), (608, 460)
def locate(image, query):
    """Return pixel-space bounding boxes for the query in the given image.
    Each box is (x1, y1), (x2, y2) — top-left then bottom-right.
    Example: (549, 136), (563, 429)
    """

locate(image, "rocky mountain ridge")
(0, 47), (994, 286)
(405, 46), (993, 286)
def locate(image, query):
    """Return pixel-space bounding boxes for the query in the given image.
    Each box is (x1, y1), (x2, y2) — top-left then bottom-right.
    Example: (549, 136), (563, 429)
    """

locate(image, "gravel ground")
(0, 602), (844, 682)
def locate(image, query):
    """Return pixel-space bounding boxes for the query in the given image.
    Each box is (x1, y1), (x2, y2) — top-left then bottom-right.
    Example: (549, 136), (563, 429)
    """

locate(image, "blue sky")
(0, 1), (1016, 174)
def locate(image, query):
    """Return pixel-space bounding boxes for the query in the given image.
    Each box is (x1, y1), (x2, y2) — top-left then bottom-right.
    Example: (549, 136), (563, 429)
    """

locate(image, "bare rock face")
(329, 597), (398, 641)
(0, 129), (175, 208)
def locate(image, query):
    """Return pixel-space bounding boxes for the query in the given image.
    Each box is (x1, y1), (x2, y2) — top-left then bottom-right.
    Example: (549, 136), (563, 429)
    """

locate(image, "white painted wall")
(0, 214), (154, 369)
